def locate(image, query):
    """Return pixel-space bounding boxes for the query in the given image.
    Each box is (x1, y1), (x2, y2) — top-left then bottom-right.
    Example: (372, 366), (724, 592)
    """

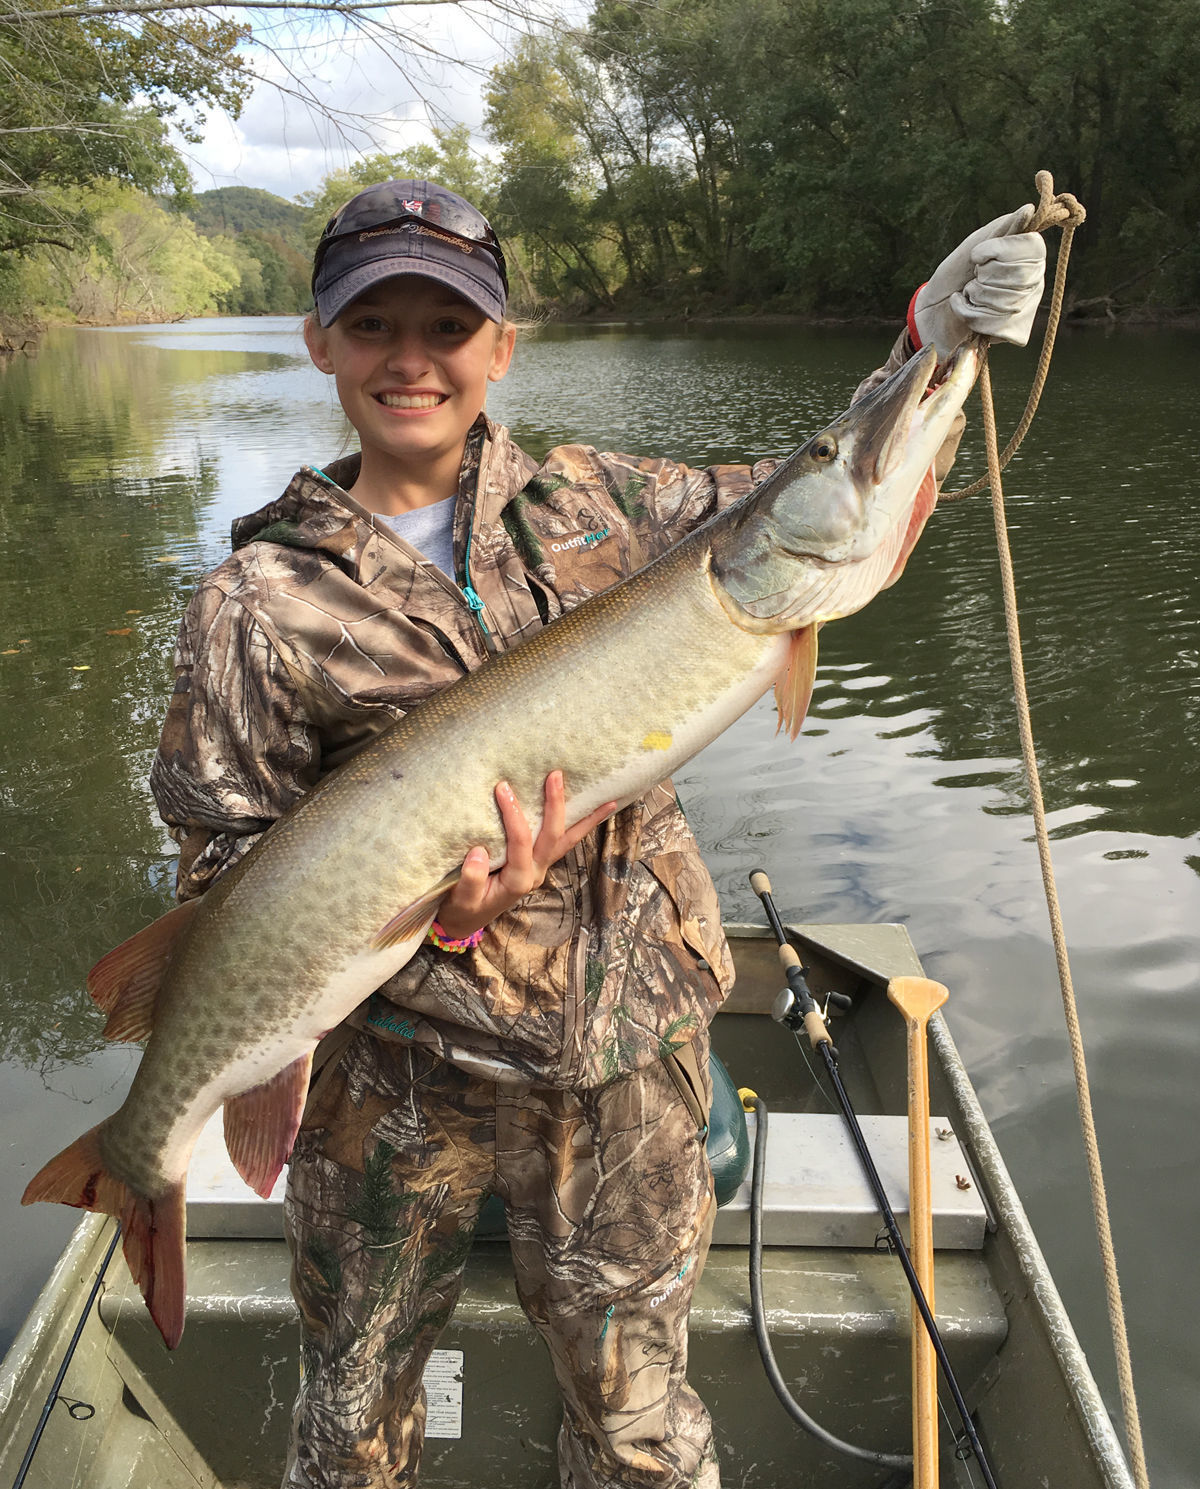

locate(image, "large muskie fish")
(25, 339), (980, 1346)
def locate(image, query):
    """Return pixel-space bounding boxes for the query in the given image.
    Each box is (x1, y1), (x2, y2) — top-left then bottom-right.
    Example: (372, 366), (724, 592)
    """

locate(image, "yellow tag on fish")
(641, 730), (673, 751)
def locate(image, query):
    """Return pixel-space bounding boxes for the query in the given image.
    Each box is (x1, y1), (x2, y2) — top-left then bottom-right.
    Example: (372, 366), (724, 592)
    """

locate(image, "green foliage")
(187, 186), (308, 242)
(18, 179), (241, 322)
(0, 2), (248, 260)
(657, 1012), (697, 1059)
(480, 0), (1200, 315)
(305, 1235), (343, 1295)
(347, 1141), (411, 1248)
(183, 188), (310, 315)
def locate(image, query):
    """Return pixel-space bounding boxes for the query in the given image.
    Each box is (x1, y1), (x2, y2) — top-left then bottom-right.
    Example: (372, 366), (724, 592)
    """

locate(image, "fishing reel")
(770, 971), (852, 1031)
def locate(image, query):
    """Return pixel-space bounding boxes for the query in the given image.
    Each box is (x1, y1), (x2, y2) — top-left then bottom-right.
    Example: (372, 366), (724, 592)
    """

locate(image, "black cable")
(748, 1095), (912, 1472)
(749, 869), (1001, 1489)
(13, 1223), (121, 1489)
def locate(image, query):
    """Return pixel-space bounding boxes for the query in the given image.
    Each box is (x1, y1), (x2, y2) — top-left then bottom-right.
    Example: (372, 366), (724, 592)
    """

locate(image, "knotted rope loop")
(938, 170), (1086, 503)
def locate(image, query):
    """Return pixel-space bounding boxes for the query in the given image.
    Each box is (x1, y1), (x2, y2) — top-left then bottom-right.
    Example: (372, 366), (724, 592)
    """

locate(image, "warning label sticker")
(423, 1349), (464, 1439)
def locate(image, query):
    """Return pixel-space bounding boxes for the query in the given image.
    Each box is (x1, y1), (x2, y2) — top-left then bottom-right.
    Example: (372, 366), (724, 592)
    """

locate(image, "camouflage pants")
(281, 1027), (719, 1489)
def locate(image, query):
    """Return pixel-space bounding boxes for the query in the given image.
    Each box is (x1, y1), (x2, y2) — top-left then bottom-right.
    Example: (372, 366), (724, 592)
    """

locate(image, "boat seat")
(475, 1050), (750, 1236)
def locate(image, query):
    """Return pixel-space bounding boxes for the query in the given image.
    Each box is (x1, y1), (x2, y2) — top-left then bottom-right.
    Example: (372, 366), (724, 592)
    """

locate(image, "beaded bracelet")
(427, 920), (484, 954)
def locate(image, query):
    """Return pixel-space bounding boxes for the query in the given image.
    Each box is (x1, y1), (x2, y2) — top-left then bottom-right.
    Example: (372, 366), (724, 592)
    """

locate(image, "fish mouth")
(847, 338), (981, 490)
(705, 335), (983, 633)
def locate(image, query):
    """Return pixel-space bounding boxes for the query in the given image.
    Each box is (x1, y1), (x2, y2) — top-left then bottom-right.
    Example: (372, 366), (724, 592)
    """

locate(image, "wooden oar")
(887, 975), (949, 1489)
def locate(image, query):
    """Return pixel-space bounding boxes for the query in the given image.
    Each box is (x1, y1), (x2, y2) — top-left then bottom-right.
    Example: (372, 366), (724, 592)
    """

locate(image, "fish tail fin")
(23, 1126), (188, 1349)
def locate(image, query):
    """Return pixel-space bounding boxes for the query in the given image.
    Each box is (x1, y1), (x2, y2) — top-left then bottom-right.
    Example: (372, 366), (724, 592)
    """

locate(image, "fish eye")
(810, 435), (838, 463)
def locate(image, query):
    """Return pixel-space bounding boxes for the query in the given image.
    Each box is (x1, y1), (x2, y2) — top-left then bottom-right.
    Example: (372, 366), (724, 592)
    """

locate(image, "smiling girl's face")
(304, 275), (515, 511)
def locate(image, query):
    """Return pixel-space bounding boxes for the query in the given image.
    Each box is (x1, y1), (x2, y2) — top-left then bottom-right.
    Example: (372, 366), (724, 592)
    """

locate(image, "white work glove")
(912, 206), (1046, 363)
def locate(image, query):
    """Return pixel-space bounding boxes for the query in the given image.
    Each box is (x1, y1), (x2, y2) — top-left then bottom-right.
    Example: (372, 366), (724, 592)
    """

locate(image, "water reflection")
(1, 318), (1198, 1483)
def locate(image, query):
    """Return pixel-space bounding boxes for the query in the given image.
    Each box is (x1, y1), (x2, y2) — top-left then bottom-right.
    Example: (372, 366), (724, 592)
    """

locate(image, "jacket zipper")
(461, 527), (498, 655)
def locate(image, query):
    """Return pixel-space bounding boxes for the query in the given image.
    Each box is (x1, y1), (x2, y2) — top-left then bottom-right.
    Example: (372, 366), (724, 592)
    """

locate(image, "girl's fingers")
(561, 800), (618, 853)
(457, 844), (491, 894)
(451, 845), (491, 907)
(434, 780), (618, 940)
(495, 780), (536, 888)
(531, 773), (615, 868)
(540, 770), (565, 837)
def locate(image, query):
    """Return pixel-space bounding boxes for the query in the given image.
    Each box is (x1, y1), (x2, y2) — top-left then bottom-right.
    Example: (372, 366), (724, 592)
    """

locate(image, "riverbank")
(555, 288), (1200, 331)
(0, 319), (1195, 1484)
(0, 314), (42, 357)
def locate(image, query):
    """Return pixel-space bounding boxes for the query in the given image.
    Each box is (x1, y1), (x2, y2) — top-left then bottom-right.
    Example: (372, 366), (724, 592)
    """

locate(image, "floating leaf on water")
(125, 609), (142, 615)
(106, 628), (133, 636)
(2, 649), (19, 655)
(18, 639), (29, 643)
(72, 665), (90, 671)
(154, 555), (181, 563)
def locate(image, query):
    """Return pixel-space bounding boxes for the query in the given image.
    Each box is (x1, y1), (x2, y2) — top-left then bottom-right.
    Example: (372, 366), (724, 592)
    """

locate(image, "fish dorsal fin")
(87, 899), (201, 1043)
(369, 871), (462, 952)
(774, 624), (819, 741)
(223, 1051), (315, 1199)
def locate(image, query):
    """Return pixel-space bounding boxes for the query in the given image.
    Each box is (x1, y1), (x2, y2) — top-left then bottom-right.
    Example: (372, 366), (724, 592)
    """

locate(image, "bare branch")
(0, 0), (460, 19)
(0, 123), (130, 136)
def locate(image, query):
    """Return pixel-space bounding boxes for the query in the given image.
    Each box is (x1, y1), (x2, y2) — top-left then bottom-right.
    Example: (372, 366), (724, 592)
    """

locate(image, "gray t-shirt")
(375, 495), (457, 579)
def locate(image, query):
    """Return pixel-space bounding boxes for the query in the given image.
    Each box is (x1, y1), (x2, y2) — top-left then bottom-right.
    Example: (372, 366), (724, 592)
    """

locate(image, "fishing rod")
(12, 1222), (121, 1489)
(748, 870), (1000, 1489)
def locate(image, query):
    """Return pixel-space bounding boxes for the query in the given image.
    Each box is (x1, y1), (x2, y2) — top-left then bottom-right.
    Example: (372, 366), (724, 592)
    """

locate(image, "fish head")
(710, 338), (981, 632)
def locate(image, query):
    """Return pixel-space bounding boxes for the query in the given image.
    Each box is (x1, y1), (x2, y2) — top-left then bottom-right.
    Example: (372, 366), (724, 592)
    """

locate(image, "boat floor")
(5, 1219), (1008, 1489)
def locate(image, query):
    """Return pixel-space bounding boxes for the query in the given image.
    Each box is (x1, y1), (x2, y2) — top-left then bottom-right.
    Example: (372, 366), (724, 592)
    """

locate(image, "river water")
(1, 317), (1197, 1484)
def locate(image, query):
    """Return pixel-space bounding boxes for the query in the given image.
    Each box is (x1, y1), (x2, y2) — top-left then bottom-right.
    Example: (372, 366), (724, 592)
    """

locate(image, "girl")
(150, 179), (1044, 1488)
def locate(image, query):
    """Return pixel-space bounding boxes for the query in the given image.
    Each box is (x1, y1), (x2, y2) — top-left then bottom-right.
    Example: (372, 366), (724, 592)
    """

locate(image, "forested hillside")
(184, 188), (310, 316)
(474, 0), (1200, 318)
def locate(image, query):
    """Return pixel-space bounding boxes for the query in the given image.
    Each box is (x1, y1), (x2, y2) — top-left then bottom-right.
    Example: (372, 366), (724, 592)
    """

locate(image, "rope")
(939, 171), (1084, 503)
(961, 172), (1149, 1488)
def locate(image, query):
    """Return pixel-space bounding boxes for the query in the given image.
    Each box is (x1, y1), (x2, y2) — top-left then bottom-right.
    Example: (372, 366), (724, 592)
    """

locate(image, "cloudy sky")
(176, 1), (570, 203)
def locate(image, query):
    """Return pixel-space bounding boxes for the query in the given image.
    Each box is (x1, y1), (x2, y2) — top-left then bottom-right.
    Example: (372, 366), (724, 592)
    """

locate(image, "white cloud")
(173, 0), (572, 202)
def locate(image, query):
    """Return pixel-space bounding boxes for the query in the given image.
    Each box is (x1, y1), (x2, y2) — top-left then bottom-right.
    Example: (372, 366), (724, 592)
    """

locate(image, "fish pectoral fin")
(369, 871), (461, 952)
(223, 1050), (315, 1199)
(87, 899), (202, 1043)
(774, 624), (820, 741)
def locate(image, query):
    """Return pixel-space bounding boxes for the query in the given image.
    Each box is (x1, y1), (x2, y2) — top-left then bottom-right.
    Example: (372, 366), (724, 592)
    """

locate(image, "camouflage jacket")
(151, 340), (961, 1091)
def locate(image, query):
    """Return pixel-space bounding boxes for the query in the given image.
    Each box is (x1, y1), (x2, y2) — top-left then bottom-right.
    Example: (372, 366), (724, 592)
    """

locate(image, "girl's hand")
(433, 771), (617, 941)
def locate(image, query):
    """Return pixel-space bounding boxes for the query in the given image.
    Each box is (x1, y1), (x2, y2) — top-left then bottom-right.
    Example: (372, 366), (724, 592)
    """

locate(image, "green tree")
(485, 36), (619, 305)
(29, 179), (241, 321)
(1003, 0), (1200, 309)
(0, 2), (250, 257)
